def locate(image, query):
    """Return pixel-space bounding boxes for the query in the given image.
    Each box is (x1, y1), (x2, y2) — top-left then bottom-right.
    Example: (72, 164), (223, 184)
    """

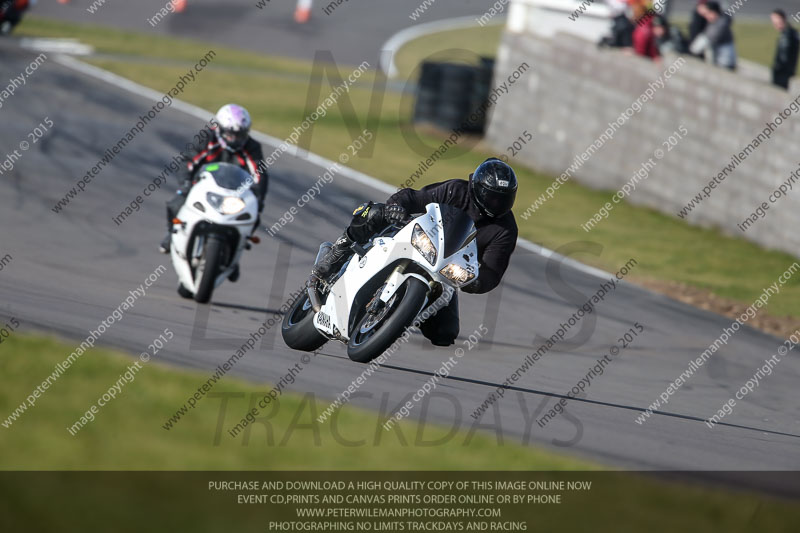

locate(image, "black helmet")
(470, 158), (518, 218)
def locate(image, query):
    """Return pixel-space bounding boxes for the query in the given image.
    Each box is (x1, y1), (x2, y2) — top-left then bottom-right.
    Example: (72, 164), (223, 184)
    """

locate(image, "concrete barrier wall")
(487, 29), (800, 257)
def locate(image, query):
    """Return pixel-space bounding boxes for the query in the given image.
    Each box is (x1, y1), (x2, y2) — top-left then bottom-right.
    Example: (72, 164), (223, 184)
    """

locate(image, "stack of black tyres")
(413, 62), (441, 125)
(413, 58), (495, 135)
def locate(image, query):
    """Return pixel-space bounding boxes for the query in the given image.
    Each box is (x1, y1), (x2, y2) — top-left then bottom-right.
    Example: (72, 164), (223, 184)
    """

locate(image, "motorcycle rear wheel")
(282, 291), (328, 352)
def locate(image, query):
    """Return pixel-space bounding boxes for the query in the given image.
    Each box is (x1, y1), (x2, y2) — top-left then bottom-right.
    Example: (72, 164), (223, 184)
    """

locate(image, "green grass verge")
(733, 21), (781, 67)
(392, 23), (505, 81)
(0, 333), (590, 470)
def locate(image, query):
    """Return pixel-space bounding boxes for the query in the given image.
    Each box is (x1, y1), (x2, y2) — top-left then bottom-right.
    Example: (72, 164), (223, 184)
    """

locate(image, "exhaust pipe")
(307, 287), (322, 313)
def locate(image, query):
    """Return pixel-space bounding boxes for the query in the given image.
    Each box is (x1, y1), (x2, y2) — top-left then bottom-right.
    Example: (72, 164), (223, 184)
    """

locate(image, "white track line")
(19, 38), (94, 56)
(53, 54), (614, 282)
(379, 15), (505, 78)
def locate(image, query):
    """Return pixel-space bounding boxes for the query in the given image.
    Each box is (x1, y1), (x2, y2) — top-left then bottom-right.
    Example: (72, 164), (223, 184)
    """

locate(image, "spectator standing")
(688, 0), (708, 46)
(632, 7), (659, 60)
(652, 15), (688, 55)
(691, 1), (736, 70)
(771, 9), (800, 90)
(599, 0), (634, 48)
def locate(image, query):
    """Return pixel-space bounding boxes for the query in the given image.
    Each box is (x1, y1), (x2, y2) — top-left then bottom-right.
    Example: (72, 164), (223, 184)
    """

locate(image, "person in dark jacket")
(692, 1), (736, 70)
(160, 103), (268, 254)
(688, 0), (709, 51)
(599, 1), (634, 49)
(309, 158), (518, 346)
(771, 9), (800, 90)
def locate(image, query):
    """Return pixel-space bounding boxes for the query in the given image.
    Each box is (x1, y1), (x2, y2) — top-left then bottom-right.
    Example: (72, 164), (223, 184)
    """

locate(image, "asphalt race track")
(1, 47), (799, 490)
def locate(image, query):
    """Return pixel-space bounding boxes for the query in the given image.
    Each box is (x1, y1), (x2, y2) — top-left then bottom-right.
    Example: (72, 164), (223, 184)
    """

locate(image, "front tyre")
(282, 291), (328, 352)
(193, 236), (224, 304)
(347, 278), (428, 364)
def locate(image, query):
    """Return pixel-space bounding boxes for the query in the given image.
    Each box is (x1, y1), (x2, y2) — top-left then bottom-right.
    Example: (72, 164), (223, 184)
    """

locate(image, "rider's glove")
(383, 204), (408, 226)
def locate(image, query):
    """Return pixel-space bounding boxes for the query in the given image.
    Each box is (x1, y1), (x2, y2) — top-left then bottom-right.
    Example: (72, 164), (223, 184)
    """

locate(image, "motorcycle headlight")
(411, 224), (437, 265)
(207, 192), (246, 215)
(439, 263), (476, 285)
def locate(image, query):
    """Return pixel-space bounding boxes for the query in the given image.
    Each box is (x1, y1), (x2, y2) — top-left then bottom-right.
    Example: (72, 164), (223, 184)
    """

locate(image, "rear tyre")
(282, 291), (328, 352)
(346, 278), (428, 364)
(193, 236), (224, 304)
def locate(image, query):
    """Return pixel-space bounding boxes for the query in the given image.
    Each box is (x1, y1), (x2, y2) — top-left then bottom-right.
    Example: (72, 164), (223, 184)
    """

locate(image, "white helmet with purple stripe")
(215, 103), (252, 151)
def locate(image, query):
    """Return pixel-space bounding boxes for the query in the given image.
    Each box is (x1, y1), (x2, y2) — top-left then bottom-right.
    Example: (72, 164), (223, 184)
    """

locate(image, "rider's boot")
(159, 232), (171, 254)
(309, 232), (353, 285)
(228, 264), (240, 282)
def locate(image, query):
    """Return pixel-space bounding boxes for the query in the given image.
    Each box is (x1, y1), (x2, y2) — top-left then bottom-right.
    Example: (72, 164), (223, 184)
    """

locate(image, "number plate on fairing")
(314, 310), (333, 335)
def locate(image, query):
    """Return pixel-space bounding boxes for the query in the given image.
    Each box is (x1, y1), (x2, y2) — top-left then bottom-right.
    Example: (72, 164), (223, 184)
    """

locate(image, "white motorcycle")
(169, 163), (260, 303)
(282, 203), (479, 363)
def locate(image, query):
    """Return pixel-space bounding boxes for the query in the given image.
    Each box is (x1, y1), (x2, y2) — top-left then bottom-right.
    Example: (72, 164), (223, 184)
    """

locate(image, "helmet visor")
(221, 129), (248, 149)
(477, 186), (516, 217)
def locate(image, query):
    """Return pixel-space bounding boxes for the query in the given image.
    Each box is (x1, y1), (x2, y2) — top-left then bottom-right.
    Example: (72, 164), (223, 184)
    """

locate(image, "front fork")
(377, 264), (409, 304)
(190, 234), (205, 268)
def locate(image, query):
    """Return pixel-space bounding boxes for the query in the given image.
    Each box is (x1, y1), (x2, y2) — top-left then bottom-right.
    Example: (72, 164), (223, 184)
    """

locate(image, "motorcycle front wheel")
(346, 278), (428, 364)
(193, 236), (225, 304)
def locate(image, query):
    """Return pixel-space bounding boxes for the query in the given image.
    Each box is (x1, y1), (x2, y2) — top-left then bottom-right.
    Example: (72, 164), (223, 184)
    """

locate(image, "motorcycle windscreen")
(439, 204), (476, 258)
(206, 165), (251, 190)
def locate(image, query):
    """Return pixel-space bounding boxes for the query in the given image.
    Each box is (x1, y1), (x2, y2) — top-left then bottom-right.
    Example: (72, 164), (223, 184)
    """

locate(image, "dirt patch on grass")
(637, 278), (800, 340)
